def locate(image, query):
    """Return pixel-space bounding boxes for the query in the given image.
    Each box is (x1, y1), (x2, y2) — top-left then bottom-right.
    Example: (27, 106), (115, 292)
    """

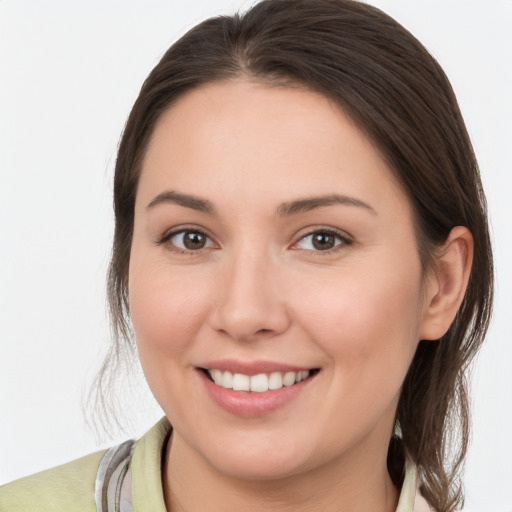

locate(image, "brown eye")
(183, 231), (207, 250)
(168, 230), (213, 251)
(312, 233), (336, 250)
(296, 230), (348, 252)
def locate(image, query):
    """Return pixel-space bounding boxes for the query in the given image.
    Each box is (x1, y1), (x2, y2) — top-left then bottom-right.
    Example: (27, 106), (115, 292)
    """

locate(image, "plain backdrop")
(1, 1), (511, 511)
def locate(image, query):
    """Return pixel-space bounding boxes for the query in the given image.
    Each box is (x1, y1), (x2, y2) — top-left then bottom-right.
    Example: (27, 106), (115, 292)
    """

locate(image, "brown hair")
(103, 1), (493, 510)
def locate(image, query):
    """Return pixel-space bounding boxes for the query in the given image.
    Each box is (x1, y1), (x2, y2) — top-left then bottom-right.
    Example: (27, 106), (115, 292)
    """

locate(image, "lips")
(197, 360), (319, 417)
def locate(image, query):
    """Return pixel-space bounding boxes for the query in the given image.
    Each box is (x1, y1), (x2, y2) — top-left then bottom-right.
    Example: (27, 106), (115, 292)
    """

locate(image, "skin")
(129, 80), (473, 512)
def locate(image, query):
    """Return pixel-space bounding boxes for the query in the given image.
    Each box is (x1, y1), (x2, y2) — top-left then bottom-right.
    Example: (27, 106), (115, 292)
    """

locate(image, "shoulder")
(0, 449), (107, 512)
(0, 418), (171, 512)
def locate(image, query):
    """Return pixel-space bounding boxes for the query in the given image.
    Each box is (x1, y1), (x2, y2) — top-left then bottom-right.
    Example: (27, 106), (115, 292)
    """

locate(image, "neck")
(163, 430), (399, 512)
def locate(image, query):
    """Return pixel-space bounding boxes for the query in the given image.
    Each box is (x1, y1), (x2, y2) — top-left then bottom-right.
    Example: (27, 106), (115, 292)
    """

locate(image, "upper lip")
(198, 359), (316, 376)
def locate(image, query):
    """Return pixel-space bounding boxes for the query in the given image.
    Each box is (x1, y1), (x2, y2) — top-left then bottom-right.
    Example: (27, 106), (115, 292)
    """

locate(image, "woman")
(0, 1), (493, 511)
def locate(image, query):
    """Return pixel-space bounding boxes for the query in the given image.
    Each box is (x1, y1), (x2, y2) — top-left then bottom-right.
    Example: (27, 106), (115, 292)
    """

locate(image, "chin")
(194, 431), (317, 482)
(210, 451), (308, 482)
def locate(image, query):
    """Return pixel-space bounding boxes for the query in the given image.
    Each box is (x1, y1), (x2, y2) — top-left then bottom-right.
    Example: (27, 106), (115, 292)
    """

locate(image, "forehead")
(137, 80), (410, 217)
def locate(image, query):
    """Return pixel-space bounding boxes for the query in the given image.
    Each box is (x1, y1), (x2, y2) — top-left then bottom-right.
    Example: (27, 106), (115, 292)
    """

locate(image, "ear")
(419, 226), (474, 341)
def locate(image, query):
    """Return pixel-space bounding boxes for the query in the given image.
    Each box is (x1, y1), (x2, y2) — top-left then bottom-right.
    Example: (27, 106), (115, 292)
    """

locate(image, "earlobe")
(419, 226), (474, 341)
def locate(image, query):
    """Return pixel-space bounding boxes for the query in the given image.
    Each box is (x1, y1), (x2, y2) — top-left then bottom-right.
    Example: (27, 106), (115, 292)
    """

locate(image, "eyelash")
(292, 228), (352, 254)
(157, 227), (217, 255)
(157, 227), (352, 256)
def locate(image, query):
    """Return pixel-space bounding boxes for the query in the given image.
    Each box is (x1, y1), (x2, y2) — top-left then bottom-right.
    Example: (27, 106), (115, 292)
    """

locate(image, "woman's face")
(129, 80), (434, 480)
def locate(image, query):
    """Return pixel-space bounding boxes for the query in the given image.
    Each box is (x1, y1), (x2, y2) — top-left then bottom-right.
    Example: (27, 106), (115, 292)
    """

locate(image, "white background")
(1, 1), (511, 510)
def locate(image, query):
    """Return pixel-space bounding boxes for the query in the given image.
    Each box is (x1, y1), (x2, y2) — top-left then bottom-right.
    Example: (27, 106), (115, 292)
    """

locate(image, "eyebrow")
(146, 190), (376, 216)
(147, 190), (215, 214)
(277, 194), (376, 216)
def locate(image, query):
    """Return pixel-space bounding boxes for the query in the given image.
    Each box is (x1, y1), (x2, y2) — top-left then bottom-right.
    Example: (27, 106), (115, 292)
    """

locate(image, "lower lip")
(199, 371), (315, 418)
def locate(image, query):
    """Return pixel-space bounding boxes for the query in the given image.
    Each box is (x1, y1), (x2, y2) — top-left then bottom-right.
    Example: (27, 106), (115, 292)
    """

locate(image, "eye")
(295, 229), (349, 252)
(160, 229), (216, 253)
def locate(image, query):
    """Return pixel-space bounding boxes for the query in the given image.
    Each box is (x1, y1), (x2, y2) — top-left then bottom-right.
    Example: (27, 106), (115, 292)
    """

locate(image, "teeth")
(268, 372), (283, 390)
(210, 369), (223, 385)
(249, 373), (268, 393)
(232, 373), (250, 391)
(283, 371), (296, 386)
(222, 371), (233, 388)
(207, 369), (311, 392)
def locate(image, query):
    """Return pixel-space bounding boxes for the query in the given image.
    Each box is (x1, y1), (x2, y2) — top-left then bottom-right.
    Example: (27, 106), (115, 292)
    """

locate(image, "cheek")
(128, 257), (218, 426)
(298, 261), (424, 378)
(128, 256), (211, 372)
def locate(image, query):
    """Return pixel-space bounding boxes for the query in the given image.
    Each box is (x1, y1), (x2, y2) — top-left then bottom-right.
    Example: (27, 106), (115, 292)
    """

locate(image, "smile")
(198, 364), (320, 417)
(206, 369), (313, 392)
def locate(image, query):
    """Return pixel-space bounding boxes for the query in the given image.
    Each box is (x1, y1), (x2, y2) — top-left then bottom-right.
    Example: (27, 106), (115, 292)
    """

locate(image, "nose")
(208, 250), (291, 342)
